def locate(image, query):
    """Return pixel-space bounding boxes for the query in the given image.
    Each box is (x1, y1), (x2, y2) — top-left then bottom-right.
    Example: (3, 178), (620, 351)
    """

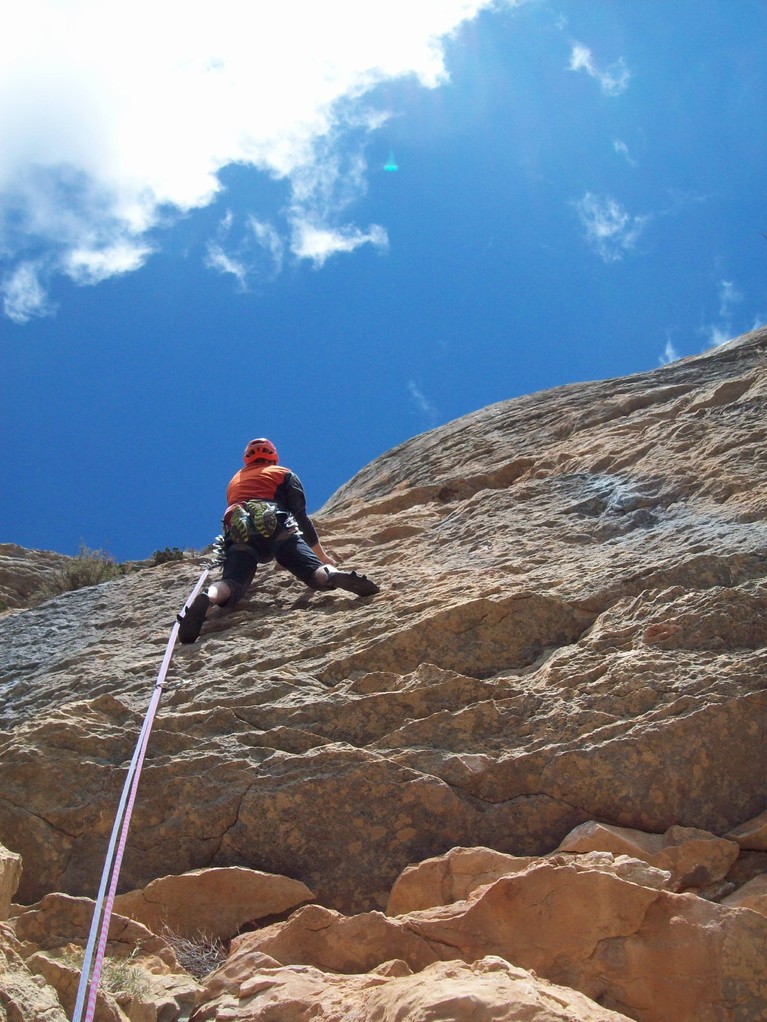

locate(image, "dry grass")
(40, 543), (128, 598)
(161, 927), (230, 980)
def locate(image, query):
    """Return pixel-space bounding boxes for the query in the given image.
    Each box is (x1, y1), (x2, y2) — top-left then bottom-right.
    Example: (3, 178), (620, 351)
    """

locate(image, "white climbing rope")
(71, 568), (209, 1022)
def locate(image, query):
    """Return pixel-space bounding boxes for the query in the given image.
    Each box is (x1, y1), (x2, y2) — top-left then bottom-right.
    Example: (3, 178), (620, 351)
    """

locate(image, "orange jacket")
(227, 464), (290, 505)
(225, 464), (318, 546)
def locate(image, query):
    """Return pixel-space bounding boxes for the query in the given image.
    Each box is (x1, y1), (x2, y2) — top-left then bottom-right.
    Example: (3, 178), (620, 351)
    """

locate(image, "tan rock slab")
(727, 808), (767, 850)
(722, 873), (767, 916)
(192, 952), (635, 1022)
(113, 866), (314, 941)
(386, 846), (672, 917)
(233, 903), (439, 975)
(407, 860), (767, 1022)
(0, 842), (22, 920)
(557, 820), (740, 889)
(387, 846), (535, 915)
(3, 329), (767, 1021)
(0, 922), (69, 1022)
(11, 892), (174, 960)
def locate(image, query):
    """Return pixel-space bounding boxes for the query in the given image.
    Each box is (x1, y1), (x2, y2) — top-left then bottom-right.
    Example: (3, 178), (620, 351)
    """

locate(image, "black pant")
(221, 531), (323, 605)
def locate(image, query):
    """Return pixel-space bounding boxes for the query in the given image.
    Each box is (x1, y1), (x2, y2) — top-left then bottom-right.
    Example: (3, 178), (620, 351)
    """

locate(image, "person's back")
(177, 437), (379, 644)
(227, 463), (294, 507)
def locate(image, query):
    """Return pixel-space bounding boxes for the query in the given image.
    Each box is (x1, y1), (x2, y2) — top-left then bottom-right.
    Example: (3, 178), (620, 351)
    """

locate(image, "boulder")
(386, 844), (672, 916)
(0, 842), (21, 920)
(0, 922), (68, 1022)
(727, 808), (767, 851)
(191, 954), (636, 1022)
(722, 873), (767, 916)
(387, 846), (535, 915)
(113, 866), (314, 941)
(557, 820), (740, 890)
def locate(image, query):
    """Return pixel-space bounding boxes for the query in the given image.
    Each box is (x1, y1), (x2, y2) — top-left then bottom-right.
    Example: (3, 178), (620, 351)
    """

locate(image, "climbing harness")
(71, 568), (209, 1022)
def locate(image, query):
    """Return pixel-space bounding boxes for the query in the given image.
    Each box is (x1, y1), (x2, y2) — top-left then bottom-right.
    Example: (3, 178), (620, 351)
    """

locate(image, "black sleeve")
(277, 472), (319, 547)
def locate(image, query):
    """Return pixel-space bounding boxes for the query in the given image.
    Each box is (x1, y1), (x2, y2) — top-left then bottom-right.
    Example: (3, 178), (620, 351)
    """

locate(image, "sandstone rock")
(557, 820), (740, 890)
(727, 849), (767, 890)
(11, 893), (173, 958)
(387, 846), (535, 915)
(386, 845), (673, 916)
(239, 856), (767, 1022)
(26, 951), (141, 1022)
(0, 842), (21, 920)
(113, 866), (314, 941)
(722, 873), (767, 915)
(233, 903), (439, 975)
(549, 850), (673, 891)
(727, 808), (767, 850)
(405, 860), (767, 1022)
(2, 329), (767, 1020)
(0, 921), (69, 1022)
(191, 954), (635, 1022)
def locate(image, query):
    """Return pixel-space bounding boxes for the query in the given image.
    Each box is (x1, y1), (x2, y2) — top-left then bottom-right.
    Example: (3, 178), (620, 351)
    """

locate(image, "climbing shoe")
(327, 570), (380, 597)
(177, 592), (210, 643)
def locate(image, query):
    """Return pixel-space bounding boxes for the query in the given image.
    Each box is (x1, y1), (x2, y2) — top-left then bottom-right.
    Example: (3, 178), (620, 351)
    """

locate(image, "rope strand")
(71, 568), (209, 1022)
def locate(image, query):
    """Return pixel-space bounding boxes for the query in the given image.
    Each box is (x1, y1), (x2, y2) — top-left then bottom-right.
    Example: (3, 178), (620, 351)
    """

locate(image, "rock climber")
(178, 437), (379, 643)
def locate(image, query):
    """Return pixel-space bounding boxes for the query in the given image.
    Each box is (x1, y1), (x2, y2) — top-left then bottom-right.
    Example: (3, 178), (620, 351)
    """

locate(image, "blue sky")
(2, 0), (765, 561)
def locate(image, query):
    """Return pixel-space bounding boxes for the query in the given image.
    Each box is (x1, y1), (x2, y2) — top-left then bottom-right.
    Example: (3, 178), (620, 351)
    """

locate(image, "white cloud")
(249, 219), (286, 277)
(407, 380), (439, 427)
(659, 336), (679, 365)
(203, 210), (268, 288)
(292, 222), (389, 267)
(569, 43), (631, 96)
(706, 325), (732, 347)
(613, 138), (638, 167)
(574, 192), (649, 262)
(2, 261), (56, 323)
(205, 243), (249, 291)
(65, 241), (152, 284)
(0, 0), (518, 321)
(718, 278), (742, 319)
(701, 277), (751, 348)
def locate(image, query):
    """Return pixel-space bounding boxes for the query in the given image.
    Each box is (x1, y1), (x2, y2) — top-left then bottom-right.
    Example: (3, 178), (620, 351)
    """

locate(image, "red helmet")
(243, 437), (279, 465)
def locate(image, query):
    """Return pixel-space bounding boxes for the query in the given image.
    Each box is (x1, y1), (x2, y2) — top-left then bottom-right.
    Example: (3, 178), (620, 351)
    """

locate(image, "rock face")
(1, 327), (766, 1021)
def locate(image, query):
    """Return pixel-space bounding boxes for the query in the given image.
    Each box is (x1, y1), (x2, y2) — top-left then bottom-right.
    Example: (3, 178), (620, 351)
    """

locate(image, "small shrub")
(41, 543), (127, 598)
(62, 945), (150, 1000)
(101, 949), (151, 999)
(161, 927), (229, 980)
(151, 546), (185, 566)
